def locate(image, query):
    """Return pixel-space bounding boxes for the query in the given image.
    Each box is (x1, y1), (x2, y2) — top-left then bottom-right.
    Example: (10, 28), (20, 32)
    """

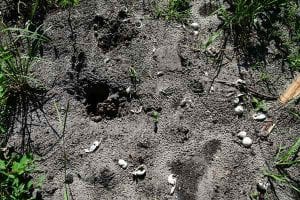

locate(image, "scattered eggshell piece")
(118, 159), (128, 169)
(130, 106), (143, 114)
(190, 22), (200, 30)
(234, 105), (244, 115)
(131, 164), (146, 176)
(237, 131), (247, 139)
(253, 113), (266, 121)
(170, 185), (176, 195)
(233, 97), (240, 105)
(180, 97), (193, 107)
(84, 140), (100, 153)
(168, 174), (177, 185)
(168, 174), (177, 195)
(257, 181), (269, 193)
(126, 86), (131, 94)
(235, 79), (246, 85)
(157, 71), (164, 77)
(242, 137), (253, 148)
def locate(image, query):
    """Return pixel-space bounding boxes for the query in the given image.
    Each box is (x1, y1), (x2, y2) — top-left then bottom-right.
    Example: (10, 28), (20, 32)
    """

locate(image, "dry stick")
(214, 79), (277, 100)
(54, 101), (70, 200)
(208, 33), (229, 90)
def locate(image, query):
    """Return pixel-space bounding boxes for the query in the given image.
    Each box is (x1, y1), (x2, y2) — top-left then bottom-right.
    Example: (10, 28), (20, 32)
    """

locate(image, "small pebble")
(193, 31), (199, 36)
(253, 113), (266, 121)
(118, 159), (128, 169)
(242, 137), (253, 148)
(190, 22), (200, 30)
(237, 131), (247, 139)
(234, 105), (244, 115)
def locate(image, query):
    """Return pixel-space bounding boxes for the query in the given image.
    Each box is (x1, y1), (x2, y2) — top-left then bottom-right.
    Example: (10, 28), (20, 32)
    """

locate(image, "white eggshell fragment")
(242, 137), (253, 148)
(131, 165), (146, 176)
(234, 105), (244, 115)
(190, 22), (200, 30)
(237, 131), (247, 139)
(235, 79), (246, 85)
(157, 71), (164, 77)
(118, 159), (128, 169)
(168, 174), (177, 185)
(253, 113), (266, 121)
(84, 140), (100, 153)
(168, 174), (177, 195)
(126, 86), (131, 94)
(233, 97), (240, 105)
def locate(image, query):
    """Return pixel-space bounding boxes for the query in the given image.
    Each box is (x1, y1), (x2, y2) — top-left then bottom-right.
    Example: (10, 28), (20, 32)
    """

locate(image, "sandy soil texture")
(2, 0), (300, 199)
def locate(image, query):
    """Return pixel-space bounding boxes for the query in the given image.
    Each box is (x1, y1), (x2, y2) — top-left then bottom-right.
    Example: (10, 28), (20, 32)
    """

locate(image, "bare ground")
(3, 0), (300, 199)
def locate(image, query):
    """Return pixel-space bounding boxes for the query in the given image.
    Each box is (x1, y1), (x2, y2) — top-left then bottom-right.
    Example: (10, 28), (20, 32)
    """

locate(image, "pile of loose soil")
(3, 0), (300, 199)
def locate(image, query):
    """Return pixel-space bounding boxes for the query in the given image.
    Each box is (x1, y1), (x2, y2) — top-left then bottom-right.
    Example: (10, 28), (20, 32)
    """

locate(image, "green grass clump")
(0, 19), (49, 147)
(56, 0), (80, 7)
(263, 110), (300, 194)
(0, 21), (48, 103)
(0, 152), (43, 199)
(155, 0), (192, 23)
(215, 0), (300, 70)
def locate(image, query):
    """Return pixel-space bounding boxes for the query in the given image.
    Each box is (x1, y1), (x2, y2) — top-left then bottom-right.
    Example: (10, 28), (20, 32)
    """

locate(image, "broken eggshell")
(252, 113), (266, 121)
(131, 164), (147, 176)
(130, 106), (143, 114)
(237, 131), (247, 139)
(168, 174), (177, 185)
(168, 174), (177, 195)
(118, 159), (128, 169)
(233, 97), (240, 105)
(190, 22), (200, 30)
(84, 140), (100, 153)
(234, 105), (244, 115)
(242, 137), (253, 148)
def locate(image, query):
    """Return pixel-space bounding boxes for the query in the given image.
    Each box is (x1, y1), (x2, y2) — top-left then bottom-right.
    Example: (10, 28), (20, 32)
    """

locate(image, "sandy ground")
(3, 0), (300, 199)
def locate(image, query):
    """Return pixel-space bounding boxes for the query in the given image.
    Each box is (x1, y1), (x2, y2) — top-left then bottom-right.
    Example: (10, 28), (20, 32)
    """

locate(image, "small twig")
(214, 79), (277, 100)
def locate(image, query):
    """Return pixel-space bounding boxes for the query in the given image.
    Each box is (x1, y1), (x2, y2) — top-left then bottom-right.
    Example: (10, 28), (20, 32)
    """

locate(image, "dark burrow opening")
(85, 83), (110, 115)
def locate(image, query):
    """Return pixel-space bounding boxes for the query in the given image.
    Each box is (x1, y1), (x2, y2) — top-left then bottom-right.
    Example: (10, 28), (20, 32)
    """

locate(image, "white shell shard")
(130, 106), (143, 114)
(233, 97), (240, 105)
(190, 22), (200, 30)
(126, 86), (131, 94)
(84, 140), (100, 153)
(170, 185), (176, 195)
(235, 79), (246, 85)
(252, 113), (266, 121)
(237, 131), (247, 139)
(131, 164), (146, 176)
(234, 105), (244, 114)
(180, 97), (193, 107)
(242, 137), (253, 148)
(118, 159), (128, 169)
(168, 174), (177, 195)
(157, 71), (164, 77)
(257, 182), (269, 192)
(168, 174), (177, 185)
